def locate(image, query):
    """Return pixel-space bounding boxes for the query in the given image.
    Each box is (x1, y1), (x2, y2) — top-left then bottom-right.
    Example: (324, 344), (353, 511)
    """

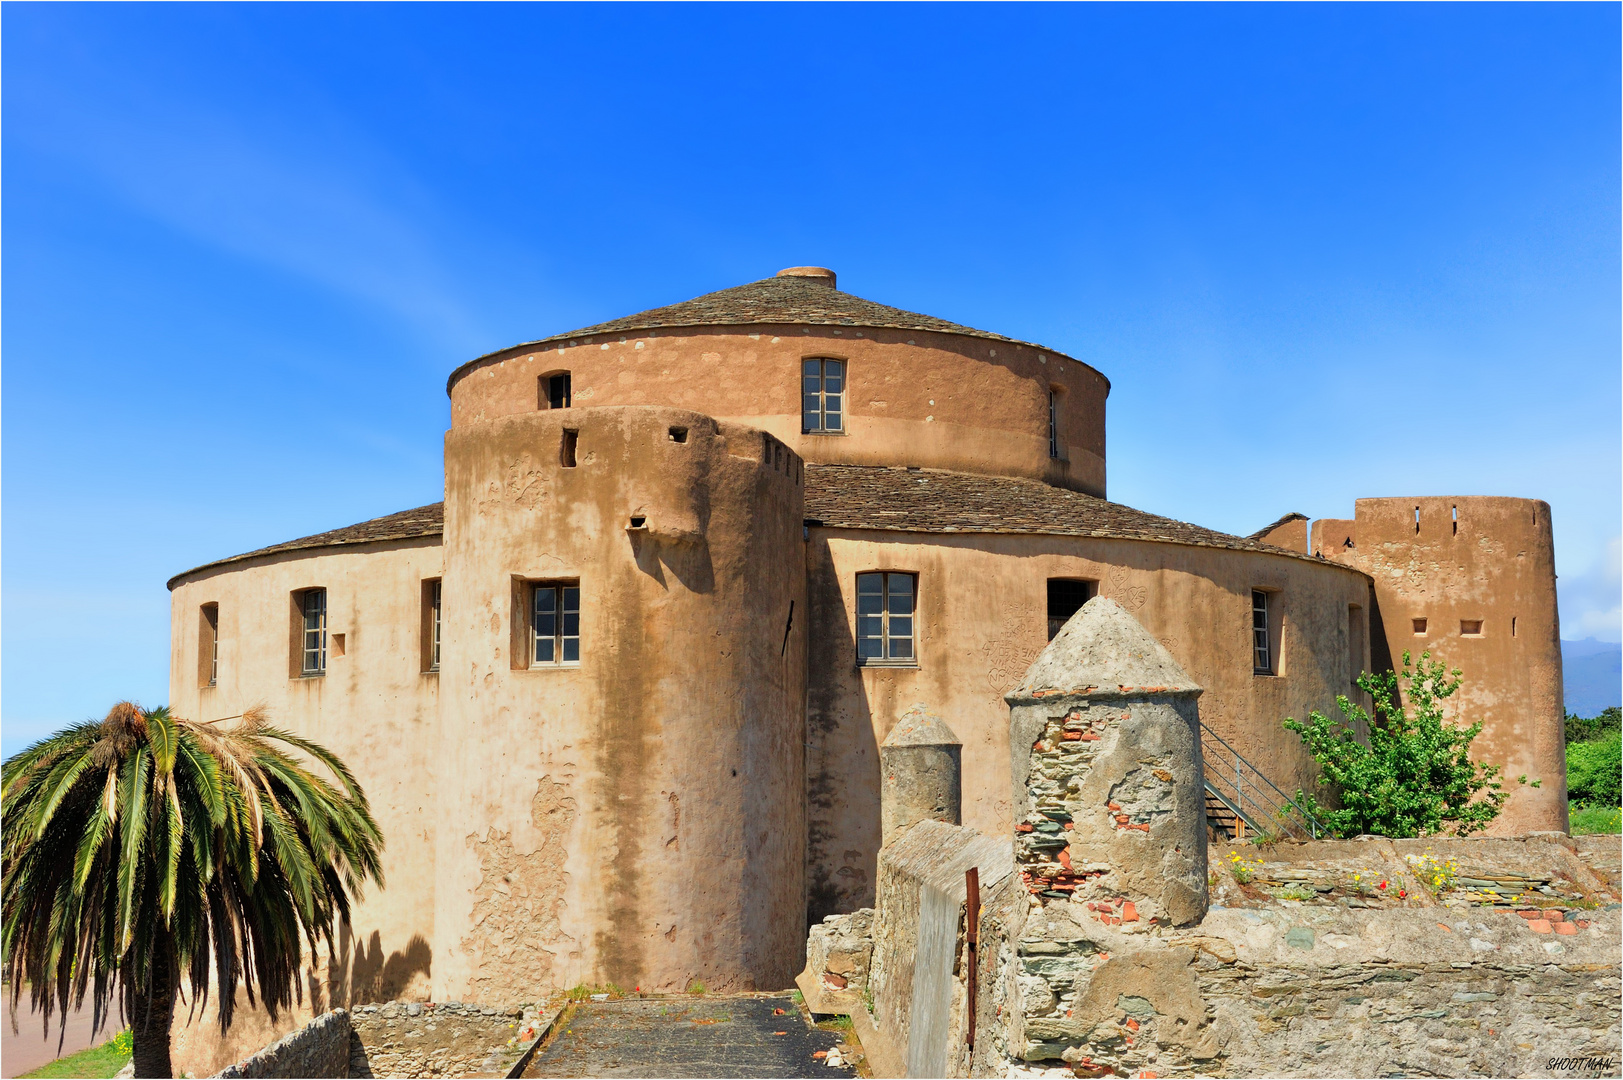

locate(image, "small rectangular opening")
(331, 632), (347, 657)
(1512, 616), (1517, 637)
(1046, 578), (1097, 640)
(1452, 505), (1458, 536)
(669, 426), (688, 443)
(1414, 506), (1421, 534)
(561, 429), (578, 468)
(1460, 619), (1483, 636)
(628, 515), (647, 529)
(1412, 617), (1428, 635)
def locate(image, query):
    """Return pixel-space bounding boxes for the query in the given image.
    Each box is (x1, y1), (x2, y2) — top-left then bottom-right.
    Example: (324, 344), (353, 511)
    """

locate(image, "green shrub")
(1284, 652), (1511, 838)
(1565, 706), (1621, 745)
(1567, 727), (1621, 807)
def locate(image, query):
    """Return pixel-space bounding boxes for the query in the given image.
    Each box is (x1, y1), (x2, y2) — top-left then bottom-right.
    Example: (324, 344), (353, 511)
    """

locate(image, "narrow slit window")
(200, 603), (219, 688)
(1046, 578), (1097, 640)
(856, 571), (916, 664)
(561, 428), (578, 468)
(802, 358), (845, 434)
(430, 580), (442, 671)
(541, 372), (572, 410)
(1252, 589), (1273, 675)
(1048, 389), (1061, 459)
(532, 582), (581, 666)
(300, 589), (328, 676)
(1512, 616), (1518, 637)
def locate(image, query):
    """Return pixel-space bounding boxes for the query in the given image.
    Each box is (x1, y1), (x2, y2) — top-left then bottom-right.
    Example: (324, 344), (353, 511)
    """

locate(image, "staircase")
(1199, 721), (1326, 841)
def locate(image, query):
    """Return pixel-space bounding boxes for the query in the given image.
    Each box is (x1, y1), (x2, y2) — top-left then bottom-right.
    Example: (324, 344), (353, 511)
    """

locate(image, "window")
(422, 580), (442, 672)
(299, 589), (327, 676)
(857, 572), (915, 664)
(531, 582), (581, 666)
(1048, 389), (1061, 459)
(1046, 578), (1097, 640)
(1347, 604), (1366, 690)
(199, 603), (219, 688)
(1412, 618), (1428, 635)
(541, 372), (572, 410)
(561, 429), (578, 467)
(1251, 589), (1274, 675)
(802, 358), (845, 433)
(1460, 619), (1483, 636)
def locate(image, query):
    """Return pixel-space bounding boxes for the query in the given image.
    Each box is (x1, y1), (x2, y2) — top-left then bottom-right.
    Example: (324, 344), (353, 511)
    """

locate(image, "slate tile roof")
(448, 275), (1090, 393)
(170, 467), (1326, 589)
(802, 466), (1324, 562)
(167, 503), (445, 589)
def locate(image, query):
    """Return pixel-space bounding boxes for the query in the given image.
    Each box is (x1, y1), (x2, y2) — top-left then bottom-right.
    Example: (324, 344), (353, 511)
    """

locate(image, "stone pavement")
(525, 995), (857, 1078)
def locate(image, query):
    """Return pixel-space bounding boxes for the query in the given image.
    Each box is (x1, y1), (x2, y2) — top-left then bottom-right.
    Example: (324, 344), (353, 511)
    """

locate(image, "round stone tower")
(1006, 597), (1209, 927)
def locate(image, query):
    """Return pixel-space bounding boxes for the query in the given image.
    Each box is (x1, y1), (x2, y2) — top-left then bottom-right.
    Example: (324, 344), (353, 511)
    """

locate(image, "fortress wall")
(1321, 497), (1568, 835)
(803, 530), (1370, 921)
(438, 405), (806, 1000)
(447, 325), (1109, 497)
(166, 540), (444, 1077)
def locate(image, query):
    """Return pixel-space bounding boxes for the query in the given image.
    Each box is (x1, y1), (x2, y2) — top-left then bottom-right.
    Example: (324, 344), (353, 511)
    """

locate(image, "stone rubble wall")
(349, 1000), (546, 1079)
(798, 907), (875, 1014)
(212, 1009), (353, 1079)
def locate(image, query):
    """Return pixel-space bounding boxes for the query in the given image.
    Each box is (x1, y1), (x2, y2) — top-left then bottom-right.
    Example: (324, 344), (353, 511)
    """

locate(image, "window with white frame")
(1251, 589), (1273, 675)
(200, 603), (219, 688)
(532, 582), (581, 666)
(300, 589), (327, 676)
(428, 580), (442, 671)
(802, 358), (845, 434)
(857, 571), (915, 664)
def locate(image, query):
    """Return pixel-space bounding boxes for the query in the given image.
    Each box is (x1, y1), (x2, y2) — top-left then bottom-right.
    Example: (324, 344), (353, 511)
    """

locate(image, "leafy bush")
(1283, 652), (1510, 838)
(1565, 706), (1621, 746)
(1567, 727), (1621, 807)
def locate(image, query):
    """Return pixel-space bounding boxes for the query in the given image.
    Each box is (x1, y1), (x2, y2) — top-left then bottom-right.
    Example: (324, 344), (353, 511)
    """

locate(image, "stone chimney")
(1005, 597), (1209, 926)
(879, 705), (962, 848)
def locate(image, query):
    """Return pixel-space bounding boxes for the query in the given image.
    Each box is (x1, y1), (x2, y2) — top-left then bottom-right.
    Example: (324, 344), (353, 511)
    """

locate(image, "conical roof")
(1007, 597), (1201, 703)
(882, 704), (961, 748)
(447, 268), (1098, 393)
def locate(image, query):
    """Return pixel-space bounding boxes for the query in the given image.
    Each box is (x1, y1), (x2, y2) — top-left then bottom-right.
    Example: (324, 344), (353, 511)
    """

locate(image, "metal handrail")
(1199, 720), (1326, 840)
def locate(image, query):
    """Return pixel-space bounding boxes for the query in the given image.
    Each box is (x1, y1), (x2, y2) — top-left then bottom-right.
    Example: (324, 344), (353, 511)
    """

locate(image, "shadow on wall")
(330, 930), (433, 1007)
(629, 532), (716, 594)
(806, 546), (879, 927)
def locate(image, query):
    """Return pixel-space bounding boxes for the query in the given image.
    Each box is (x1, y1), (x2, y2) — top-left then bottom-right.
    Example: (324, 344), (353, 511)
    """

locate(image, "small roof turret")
(883, 704), (961, 748)
(1007, 597), (1201, 702)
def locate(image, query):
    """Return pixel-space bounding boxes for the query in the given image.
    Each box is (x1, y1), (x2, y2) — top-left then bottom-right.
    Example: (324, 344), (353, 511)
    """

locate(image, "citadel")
(166, 266), (1569, 1016)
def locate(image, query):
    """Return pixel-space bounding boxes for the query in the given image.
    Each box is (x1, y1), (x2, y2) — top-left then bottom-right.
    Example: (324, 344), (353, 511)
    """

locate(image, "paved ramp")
(525, 995), (855, 1079)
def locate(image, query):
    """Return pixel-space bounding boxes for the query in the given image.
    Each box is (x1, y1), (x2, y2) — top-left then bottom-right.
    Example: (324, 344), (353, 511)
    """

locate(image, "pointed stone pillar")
(880, 705), (962, 849)
(1005, 597), (1209, 926)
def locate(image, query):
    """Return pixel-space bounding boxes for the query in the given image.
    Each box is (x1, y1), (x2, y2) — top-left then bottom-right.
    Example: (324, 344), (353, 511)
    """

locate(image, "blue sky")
(3, 3), (1618, 755)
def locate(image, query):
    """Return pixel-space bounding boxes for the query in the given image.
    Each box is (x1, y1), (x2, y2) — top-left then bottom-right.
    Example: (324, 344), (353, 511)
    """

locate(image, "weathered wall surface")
(447, 325), (1109, 497)
(212, 1009), (353, 1079)
(1318, 497), (1568, 834)
(168, 540), (443, 1008)
(804, 531), (1370, 920)
(438, 405), (807, 998)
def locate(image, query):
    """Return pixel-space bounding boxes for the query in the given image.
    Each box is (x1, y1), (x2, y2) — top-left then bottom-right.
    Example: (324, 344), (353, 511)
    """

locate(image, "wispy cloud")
(1560, 535), (1622, 643)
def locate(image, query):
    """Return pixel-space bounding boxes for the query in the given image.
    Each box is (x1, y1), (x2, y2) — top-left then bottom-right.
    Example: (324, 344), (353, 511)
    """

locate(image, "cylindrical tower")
(879, 705), (962, 848)
(1006, 598), (1209, 927)
(436, 405), (808, 998)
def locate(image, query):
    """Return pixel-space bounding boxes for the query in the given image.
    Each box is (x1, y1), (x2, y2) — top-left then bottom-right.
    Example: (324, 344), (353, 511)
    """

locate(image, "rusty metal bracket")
(965, 866), (980, 1049)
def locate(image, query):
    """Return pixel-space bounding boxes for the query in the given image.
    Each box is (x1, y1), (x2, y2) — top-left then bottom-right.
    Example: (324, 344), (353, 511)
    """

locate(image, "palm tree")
(3, 702), (384, 1078)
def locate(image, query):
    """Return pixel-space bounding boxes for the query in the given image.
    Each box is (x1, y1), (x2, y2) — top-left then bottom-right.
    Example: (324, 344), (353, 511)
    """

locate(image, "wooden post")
(965, 866), (980, 1050)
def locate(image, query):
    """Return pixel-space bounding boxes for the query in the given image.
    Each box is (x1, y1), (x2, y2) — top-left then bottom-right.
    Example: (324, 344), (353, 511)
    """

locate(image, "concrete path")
(525, 995), (856, 1079)
(3, 994), (120, 1079)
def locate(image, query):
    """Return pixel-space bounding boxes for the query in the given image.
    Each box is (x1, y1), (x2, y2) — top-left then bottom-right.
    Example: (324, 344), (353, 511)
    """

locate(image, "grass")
(1571, 804), (1622, 835)
(18, 1030), (131, 1079)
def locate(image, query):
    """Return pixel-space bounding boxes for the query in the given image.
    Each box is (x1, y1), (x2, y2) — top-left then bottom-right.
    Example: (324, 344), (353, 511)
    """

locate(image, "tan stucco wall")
(802, 530), (1371, 920)
(1319, 497), (1568, 835)
(168, 539), (443, 1011)
(447, 325), (1109, 497)
(436, 405), (807, 999)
